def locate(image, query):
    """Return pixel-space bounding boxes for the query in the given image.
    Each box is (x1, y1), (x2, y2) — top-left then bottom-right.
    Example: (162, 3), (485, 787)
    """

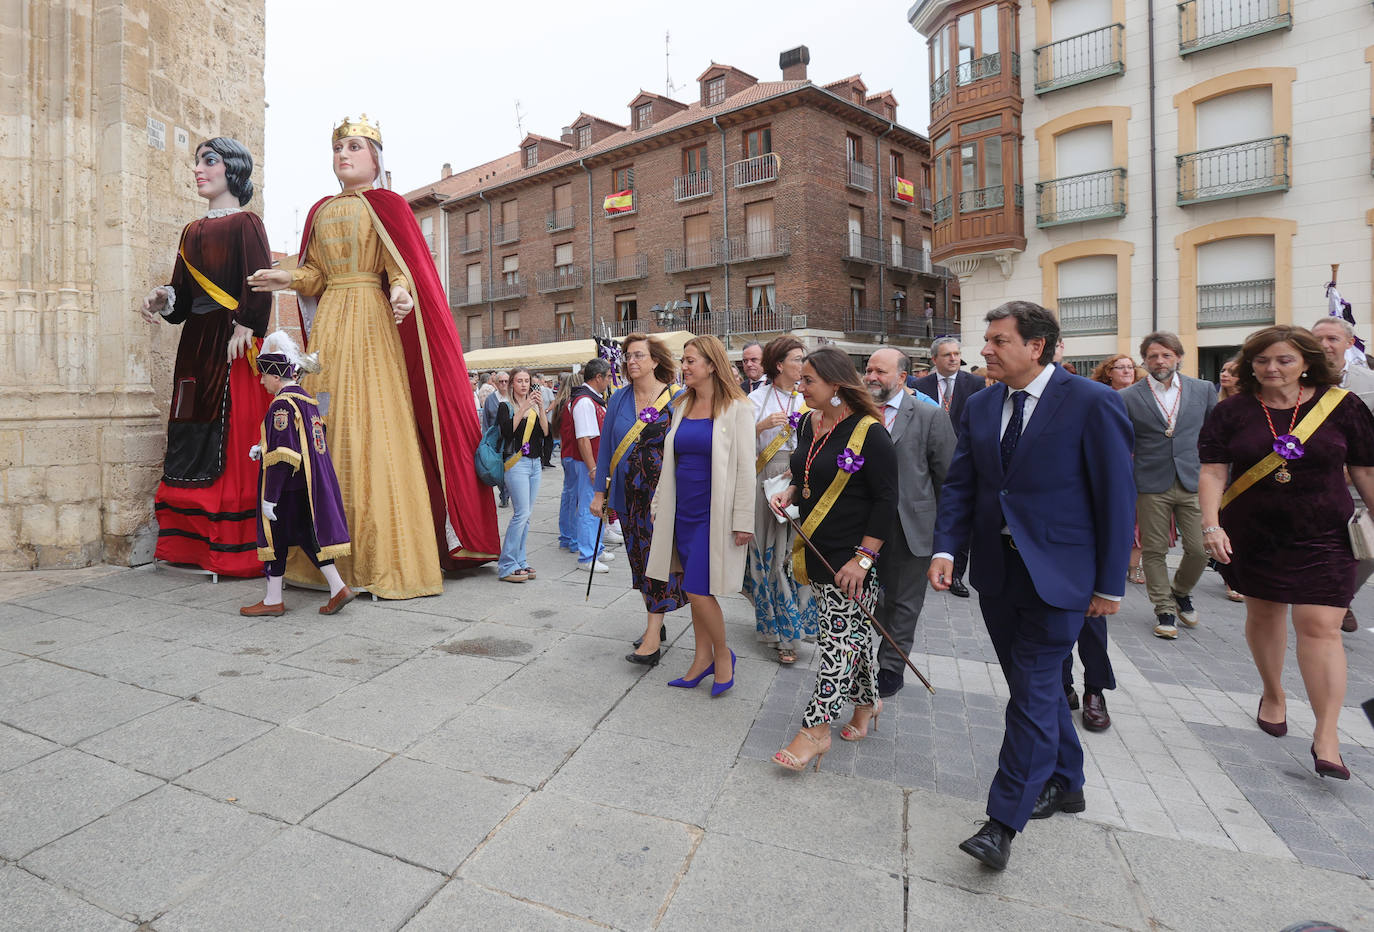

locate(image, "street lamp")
(653, 300), (691, 328)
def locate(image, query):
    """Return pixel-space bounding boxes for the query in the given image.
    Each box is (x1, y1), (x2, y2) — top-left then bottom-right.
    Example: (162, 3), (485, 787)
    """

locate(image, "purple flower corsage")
(520, 442), (531, 455)
(787, 410), (804, 429)
(1273, 435), (1304, 460)
(837, 448), (865, 473)
(638, 405), (659, 424)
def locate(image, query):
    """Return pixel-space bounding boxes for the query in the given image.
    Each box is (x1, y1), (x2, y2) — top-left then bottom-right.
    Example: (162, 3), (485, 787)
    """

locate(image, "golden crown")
(331, 114), (382, 147)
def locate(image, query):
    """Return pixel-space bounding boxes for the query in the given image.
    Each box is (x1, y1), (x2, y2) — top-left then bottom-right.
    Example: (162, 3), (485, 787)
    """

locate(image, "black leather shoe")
(1030, 779), (1087, 819)
(877, 669), (904, 698)
(1343, 609), (1358, 633)
(633, 624), (669, 649)
(1065, 684), (1079, 710)
(1081, 690), (1111, 731)
(625, 649), (661, 667)
(958, 819), (1013, 870)
(948, 577), (970, 598)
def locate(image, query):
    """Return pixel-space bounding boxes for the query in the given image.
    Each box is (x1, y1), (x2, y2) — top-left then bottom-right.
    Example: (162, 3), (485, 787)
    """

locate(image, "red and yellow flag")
(894, 176), (915, 203)
(603, 189), (634, 214)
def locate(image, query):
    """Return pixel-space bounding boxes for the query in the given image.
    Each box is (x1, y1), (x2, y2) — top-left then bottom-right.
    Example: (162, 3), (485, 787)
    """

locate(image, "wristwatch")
(855, 553), (874, 571)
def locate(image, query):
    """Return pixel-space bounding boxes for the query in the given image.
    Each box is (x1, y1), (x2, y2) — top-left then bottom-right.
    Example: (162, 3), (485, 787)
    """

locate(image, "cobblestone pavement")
(1, 475), (1372, 930)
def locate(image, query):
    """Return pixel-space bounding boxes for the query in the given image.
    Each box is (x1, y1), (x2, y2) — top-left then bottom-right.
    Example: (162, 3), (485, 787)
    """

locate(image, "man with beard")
(1121, 332), (1217, 639)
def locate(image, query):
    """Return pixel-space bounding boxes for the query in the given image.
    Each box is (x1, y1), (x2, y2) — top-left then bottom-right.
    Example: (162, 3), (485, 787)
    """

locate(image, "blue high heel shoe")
(668, 662), (714, 689)
(710, 650), (737, 697)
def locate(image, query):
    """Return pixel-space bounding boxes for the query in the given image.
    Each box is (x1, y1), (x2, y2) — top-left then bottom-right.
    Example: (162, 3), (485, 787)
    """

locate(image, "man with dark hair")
(1121, 331), (1216, 641)
(930, 300), (1136, 871)
(572, 359), (613, 573)
(739, 341), (768, 393)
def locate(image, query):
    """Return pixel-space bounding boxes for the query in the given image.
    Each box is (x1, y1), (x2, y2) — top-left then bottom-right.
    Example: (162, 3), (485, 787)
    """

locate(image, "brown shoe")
(319, 586), (357, 615)
(1342, 609), (1358, 633)
(240, 601), (285, 617)
(1081, 691), (1111, 731)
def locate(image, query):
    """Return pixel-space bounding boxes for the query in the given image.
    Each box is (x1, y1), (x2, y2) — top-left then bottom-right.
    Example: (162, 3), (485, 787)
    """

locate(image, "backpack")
(474, 423), (505, 487)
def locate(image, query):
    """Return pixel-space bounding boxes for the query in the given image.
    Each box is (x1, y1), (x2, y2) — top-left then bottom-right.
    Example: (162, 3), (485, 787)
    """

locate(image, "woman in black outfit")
(496, 366), (549, 583)
(768, 347), (897, 772)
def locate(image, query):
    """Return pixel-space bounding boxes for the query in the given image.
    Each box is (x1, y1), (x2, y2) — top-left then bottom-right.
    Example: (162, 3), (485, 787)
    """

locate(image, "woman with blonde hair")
(647, 335), (755, 695)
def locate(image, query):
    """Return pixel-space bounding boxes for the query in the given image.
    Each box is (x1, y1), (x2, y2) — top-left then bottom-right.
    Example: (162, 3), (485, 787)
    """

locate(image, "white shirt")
(572, 395), (600, 439)
(1145, 374), (1182, 429)
(751, 382), (803, 454)
(937, 373), (957, 408)
(882, 389), (904, 433)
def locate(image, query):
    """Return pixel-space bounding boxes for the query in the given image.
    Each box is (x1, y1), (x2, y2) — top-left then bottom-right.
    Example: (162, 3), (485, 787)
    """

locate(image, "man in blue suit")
(929, 301), (1135, 871)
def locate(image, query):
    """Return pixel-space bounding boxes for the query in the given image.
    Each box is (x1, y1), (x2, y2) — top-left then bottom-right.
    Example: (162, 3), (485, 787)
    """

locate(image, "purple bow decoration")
(836, 448), (865, 473)
(1273, 434), (1303, 460)
(638, 406), (659, 424)
(520, 442), (531, 455)
(787, 410), (804, 429)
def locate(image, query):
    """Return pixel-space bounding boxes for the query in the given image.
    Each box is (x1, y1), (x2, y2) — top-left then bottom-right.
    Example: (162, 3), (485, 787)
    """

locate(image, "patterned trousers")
(802, 577), (880, 727)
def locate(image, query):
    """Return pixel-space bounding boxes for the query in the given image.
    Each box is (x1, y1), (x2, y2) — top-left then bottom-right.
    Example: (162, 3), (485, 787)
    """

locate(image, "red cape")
(298, 188), (499, 568)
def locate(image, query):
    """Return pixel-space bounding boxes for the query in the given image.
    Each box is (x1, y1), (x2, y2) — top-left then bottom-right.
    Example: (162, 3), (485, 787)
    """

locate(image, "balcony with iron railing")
(546, 206), (575, 232)
(1179, 0), (1292, 56)
(593, 253), (649, 284)
(602, 317), (645, 339)
(674, 169), (713, 201)
(844, 307), (887, 335)
(726, 229), (791, 263)
(845, 232), (886, 264)
(535, 265), (584, 293)
(453, 286), (484, 308)
(665, 239), (725, 273)
(933, 194), (953, 224)
(1036, 168), (1127, 227)
(486, 277), (526, 301)
(731, 153), (780, 188)
(492, 220), (519, 245)
(889, 244), (933, 274)
(1197, 278), (1275, 328)
(891, 314), (960, 339)
(457, 231), (482, 254)
(847, 159), (874, 192)
(1034, 24), (1125, 94)
(956, 51), (1001, 87)
(727, 304), (793, 335)
(959, 184), (1005, 212)
(1058, 293), (1118, 335)
(1177, 135), (1289, 205)
(930, 70), (950, 104)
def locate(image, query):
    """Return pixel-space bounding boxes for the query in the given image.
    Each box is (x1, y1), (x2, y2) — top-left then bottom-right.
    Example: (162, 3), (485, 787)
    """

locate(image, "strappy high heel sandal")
(840, 699), (882, 742)
(773, 727), (831, 772)
(1128, 565), (1145, 584)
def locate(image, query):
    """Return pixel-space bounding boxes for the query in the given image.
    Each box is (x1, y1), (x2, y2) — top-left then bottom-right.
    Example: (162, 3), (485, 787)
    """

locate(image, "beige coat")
(647, 397), (756, 595)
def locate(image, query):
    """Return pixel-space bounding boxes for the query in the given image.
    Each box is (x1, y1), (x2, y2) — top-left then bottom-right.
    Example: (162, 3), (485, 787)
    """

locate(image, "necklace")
(1259, 390), (1305, 484)
(1148, 375), (1182, 437)
(801, 412), (842, 500)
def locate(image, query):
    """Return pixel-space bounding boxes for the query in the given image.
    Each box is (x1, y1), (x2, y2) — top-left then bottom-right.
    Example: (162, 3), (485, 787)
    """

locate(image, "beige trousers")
(1137, 479), (1208, 616)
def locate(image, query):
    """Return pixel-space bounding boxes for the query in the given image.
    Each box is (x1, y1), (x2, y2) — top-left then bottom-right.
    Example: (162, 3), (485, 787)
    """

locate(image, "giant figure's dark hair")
(196, 137), (255, 206)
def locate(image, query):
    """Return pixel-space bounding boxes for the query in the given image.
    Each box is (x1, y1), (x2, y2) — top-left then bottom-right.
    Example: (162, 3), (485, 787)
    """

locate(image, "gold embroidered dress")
(288, 190), (442, 598)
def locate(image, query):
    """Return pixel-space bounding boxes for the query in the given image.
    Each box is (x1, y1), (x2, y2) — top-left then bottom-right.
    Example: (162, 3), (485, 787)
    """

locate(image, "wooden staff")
(776, 505), (935, 695)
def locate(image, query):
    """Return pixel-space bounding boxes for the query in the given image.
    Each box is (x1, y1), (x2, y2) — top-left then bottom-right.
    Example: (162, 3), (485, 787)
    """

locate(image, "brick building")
(405, 47), (957, 364)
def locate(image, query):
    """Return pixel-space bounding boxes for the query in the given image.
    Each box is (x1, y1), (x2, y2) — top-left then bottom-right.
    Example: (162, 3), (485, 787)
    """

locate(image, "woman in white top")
(745, 336), (818, 663)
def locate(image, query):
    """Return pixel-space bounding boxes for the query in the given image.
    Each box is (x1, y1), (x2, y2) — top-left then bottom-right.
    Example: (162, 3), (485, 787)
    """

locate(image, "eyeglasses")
(1110, 364), (1135, 371)
(624, 352), (651, 361)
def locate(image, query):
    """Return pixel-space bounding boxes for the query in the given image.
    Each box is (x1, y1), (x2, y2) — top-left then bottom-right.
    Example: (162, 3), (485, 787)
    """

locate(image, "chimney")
(780, 45), (810, 81)
(560, 126), (574, 145)
(441, 162), (452, 179)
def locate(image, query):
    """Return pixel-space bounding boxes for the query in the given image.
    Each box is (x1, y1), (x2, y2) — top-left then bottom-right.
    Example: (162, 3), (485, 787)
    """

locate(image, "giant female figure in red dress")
(248, 115), (498, 598)
(142, 137), (273, 576)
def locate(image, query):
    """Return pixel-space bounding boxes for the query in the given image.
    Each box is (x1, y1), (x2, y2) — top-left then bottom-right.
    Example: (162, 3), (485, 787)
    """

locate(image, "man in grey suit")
(865, 347), (957, 697)
(1122, 332), (1217, 639)
(1312, 316), (1374, 632)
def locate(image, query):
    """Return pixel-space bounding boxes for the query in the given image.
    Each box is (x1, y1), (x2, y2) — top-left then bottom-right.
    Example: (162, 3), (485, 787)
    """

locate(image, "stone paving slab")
(2, 676), (178, 745)
(407, 704), (593, 788)
(401, 878), (603, 931)
(190, 661), (354, 722)
(76, 700), (273, 781)
(0, 722), (60, 773)
(0, 864), (134, 932)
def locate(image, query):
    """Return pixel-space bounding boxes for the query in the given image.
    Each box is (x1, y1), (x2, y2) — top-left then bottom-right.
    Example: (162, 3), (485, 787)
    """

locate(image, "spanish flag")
(603, 189), (634, 214)
(894, 176), (915, 203)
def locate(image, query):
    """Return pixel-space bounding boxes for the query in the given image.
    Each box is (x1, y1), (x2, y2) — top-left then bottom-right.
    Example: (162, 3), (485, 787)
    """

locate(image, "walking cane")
(586, 474), (611, 602)
(775, 504), (935, 695)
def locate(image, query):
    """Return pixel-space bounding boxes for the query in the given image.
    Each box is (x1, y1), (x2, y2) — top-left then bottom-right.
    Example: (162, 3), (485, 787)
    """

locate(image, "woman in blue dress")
(592, 333), (686, 665)
(647, 335), (756, 696)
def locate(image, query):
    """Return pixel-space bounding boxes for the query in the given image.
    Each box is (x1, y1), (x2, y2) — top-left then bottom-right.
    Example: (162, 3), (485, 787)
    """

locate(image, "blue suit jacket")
(933, 365), (1136, 611)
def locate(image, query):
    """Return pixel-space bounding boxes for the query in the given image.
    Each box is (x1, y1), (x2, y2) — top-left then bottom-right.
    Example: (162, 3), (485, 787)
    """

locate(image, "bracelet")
(855, 546), (879, 561)
(1201, 526), (1222, 534)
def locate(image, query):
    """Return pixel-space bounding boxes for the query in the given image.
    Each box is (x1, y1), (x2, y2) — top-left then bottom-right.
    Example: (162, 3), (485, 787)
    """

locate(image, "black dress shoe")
(633, 624), (669, 649)
(625, 648), (661, 667)
(958, 819), (1013, 870)
(877, 669), (904, 698)
(948, 577), (970, 598)
(1065, 684), (1079, 710)
(1081, 690), (1111, 731)
(1343, 609), (1358, 633)
(1030, 779), (1086, 819)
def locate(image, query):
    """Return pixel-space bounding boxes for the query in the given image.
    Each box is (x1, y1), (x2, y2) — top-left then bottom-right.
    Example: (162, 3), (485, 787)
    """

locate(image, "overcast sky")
(261, 0), (932, 254)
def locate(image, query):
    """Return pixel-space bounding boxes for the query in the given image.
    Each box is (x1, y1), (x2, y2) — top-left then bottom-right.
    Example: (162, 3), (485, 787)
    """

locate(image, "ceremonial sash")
(178, 243), (239, 311)
(1220, 388), (1347, 510)
(756, 398), (809, 474)
(503, 407), (539, 471)
(791, 415), (878, 586)
(607, 387), (675, 487)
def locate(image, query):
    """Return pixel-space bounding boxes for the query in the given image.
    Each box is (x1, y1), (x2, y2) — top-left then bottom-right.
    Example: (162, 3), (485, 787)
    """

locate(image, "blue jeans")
(497, 456), (541, 576)
(564, 458), (602, 564)
(558, 456), (579, 549)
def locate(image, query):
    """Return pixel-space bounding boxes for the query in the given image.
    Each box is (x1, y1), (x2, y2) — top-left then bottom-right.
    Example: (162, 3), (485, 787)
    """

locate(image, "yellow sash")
(1220, 388), (1347, 510)
(606, 387), (675, 488)
(179, 244), (239, 311)
(503, 406), (539, 471)
(791, 415), (878, 586)
(756, 396), (809, 474)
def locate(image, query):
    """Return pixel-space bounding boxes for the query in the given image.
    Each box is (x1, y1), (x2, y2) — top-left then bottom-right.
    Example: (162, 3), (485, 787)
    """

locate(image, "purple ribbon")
(520, 442), (531, 455)
(787, 410), (804, 429)
(837, 448), (865, 473)
(638, 406), (659, 424)
(1273, 434), (1303, 460)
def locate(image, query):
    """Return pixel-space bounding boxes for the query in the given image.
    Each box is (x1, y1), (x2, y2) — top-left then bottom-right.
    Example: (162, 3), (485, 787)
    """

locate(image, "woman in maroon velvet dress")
(141, 138), (272, 577)
(1199, 325), (1374, 780)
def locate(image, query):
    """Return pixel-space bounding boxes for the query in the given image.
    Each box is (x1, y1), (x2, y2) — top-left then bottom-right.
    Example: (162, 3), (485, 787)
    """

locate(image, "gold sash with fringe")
(756, 394), (809, 474)
(1220, 388), (1347, 509)
(606, 386), (674, 487)
(791, 415), (878, 585)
